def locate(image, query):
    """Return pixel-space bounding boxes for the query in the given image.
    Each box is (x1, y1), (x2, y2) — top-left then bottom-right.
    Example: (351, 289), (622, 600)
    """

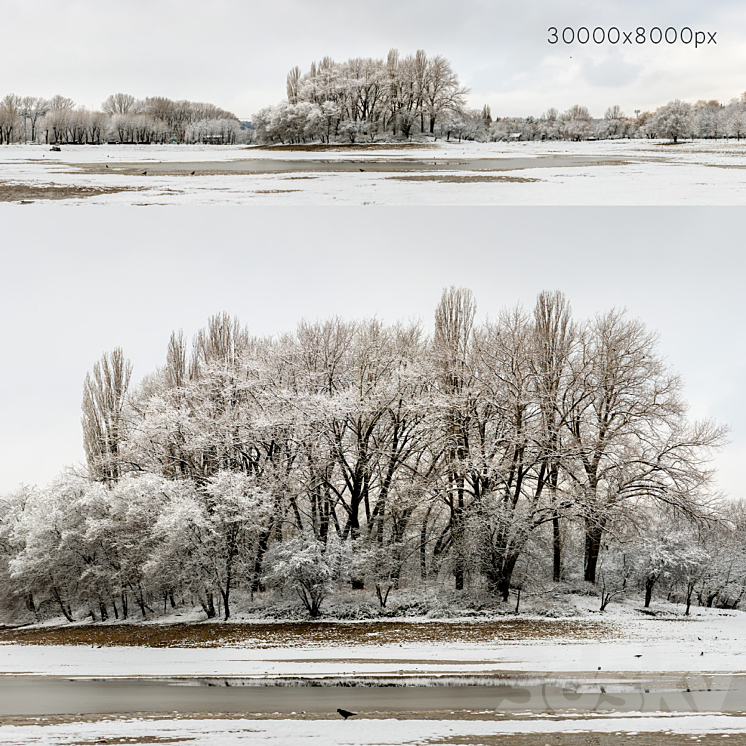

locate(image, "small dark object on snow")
(105, 165), (109, 168)
(337, 708), (356, 720)
(190, 171), (195, 175)
(701, 651), (704, 656)
(142, 171), (147, 175)
(50, 146), (61, 152)
(634, 654), (643, 658)
(359, 168), (365, 172)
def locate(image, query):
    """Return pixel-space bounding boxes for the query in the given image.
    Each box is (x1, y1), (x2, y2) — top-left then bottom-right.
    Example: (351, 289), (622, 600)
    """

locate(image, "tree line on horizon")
(254, 49), (746, 144)
(2, 52), (745, 147)
(0, 93), (248, 145)
(1, 288), (743, 624)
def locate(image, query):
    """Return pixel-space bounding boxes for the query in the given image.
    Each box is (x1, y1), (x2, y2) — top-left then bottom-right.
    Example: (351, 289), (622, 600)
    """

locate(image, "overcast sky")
(0, 206), (743, 501)
(3, 0), (746, 118)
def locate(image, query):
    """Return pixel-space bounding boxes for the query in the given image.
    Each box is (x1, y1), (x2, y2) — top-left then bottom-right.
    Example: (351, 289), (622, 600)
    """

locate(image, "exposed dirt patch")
(253, 189), (302, 194)
(246, 143), (438, 152)
(425, 735), (746, 746)
(389, 175), (541, 184)
(0, 619), (615, 648)
(0, 182), (135, 202)
(72, 739), (192, 745)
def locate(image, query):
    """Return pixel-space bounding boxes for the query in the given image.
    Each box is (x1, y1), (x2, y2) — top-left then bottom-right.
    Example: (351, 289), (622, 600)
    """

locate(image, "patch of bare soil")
(425, 735), (746, 746)
(0, 619), (613, 648)
(389, 175), (541, 184)
(246, 143), (438, 152)
(70, 739), (192, 745)
(0, 182), (134, 202)
(253, 189), (302, 194)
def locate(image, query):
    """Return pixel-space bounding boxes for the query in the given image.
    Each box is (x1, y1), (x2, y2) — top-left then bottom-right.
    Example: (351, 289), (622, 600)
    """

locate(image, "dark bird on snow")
(142, 171), (148, 175)
(701, 651), (704, 656)
(634, 654), (643, 658)
(359, 168), (365, 172)
(190, 171), (195, 175)
(105, 164), (109, 168)
(337, 708), (356, 720)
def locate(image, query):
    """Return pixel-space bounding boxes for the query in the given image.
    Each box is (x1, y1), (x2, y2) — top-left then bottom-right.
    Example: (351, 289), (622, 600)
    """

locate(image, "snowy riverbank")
(1, 604), (743, 680)
(1, 139), (746, 204)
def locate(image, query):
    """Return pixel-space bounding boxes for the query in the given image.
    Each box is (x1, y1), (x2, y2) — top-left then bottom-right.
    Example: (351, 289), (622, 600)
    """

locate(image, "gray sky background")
(3, 0), (746, 118)
(0, 207), (743, 501)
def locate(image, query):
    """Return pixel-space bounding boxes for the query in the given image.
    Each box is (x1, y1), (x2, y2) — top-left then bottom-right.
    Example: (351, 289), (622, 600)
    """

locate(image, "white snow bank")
(2, 140), (746, 204)
(2, 713), (746, 745)
(1, 611), (744, 679)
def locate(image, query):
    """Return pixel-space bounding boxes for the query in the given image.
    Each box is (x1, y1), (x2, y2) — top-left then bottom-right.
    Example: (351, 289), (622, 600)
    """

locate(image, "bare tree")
(433, 286), (476, 590)
(102, 93), (136, 116)
(82, 348), (133, 483)
(531, 290), (574, 581)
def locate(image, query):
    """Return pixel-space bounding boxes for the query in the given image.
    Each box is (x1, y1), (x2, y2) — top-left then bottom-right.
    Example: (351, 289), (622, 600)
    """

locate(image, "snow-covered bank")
(1, 609), (743, 679)
(2, 713), (746, 745)
(1, 140), (746, 204)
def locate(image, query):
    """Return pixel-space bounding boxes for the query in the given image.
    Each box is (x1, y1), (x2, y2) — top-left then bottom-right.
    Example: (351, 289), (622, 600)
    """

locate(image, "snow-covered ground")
(1, 139), (745, 204)
(2, 607), (745, 742)
(1, 713), (746, 745)
(1, 607), (743, 680)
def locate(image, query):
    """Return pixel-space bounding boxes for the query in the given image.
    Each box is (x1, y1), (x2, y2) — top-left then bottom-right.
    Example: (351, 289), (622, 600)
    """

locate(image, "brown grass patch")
(425, 735), (746, 746)
(247, 143), (437, 152)
(0, 619), (613, 648)
(0, 182), (134, 202)
(390, 174), (541, 184)
(73, 739), (193, 745)
(253, 189), (302, 194)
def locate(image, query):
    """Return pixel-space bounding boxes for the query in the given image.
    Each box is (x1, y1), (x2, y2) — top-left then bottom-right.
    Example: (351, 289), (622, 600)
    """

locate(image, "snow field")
(2, 713), (746, 745)
(1, 140), (745, 204)
(1, 609), (744, 680)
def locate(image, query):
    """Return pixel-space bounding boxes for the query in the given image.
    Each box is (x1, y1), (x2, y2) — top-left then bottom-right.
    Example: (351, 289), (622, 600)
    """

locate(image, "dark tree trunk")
(584, 520), (604, 583)
(483, 552), (519, 602)
(200, 592), (216, 619)
(553, 514), (562, 582)
(51, 583), (74, 623)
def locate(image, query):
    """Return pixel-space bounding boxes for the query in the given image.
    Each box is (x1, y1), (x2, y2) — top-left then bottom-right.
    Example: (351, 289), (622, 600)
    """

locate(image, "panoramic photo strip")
(3, 0), (746, 744)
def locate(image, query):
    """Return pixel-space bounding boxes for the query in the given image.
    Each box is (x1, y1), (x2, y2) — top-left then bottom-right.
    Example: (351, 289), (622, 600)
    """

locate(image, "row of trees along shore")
(0, 93), (248, 145)
(254, 49), (746, 144)
(2, 52), (746, 146)
(0, 288), (739, 624)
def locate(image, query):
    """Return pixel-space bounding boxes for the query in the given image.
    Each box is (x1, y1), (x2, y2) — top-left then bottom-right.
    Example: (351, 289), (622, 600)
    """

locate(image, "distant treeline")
(253, 49), (746, 144)
(0, 93), (252, 145)
(254, 49), (469, 144)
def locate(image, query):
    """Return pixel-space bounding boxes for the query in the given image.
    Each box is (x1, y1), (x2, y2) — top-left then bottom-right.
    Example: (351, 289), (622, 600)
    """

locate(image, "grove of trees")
(0, 289), (739, 624)
(254, 49), (469, 143)
(0, 93), (249, 145)
(251, 50), (746, 145)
